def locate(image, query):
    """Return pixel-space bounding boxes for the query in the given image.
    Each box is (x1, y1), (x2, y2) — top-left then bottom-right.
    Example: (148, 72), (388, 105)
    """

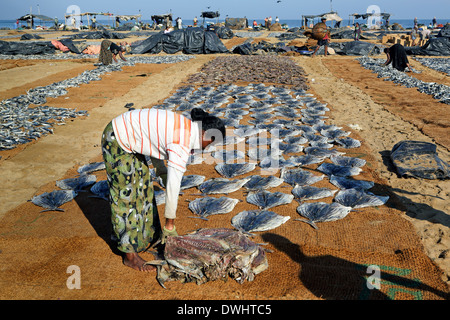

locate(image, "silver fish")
(56, 174), (97, 191)
(212, 150), (245, 162)
(215, 163), (256, 178)
(198, 177), (251, 194)
(31, 190), (77, 212)
(231, 210), (290, 233)
(330, 155), (366, 168)
(188, 197), (239, 220)
(295, 202), (352, 229)
(329, 175), (374, 190)
(335, 137), (361, 149)
(334, 189), (389, 209)
(77, 161), (106, 174)
(317, 163), (362, 177)
(89, 180), (109, 200)
(281, 168), (325, 186)
(246, 190), (294, 209)
(289, 154), (326, 166)
(181, 175), (206, 190)
(292, 185), (337, 201)
(243, 175), (284, 191)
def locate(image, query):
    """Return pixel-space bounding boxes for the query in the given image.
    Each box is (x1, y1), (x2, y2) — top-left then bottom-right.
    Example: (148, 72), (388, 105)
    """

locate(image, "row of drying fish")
(414, 57), (450, 76)
(186, 55), (309, 90)
(0, 56), (194, 151)
(357, 56), (450, 104)
(30, 81), (389, 232)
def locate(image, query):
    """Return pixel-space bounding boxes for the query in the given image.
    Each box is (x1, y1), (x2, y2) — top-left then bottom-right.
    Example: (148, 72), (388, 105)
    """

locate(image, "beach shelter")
(301, 11), (343, 28)
(151, 14), (173, 28)
(200, 11), (220, 26)
(18, 14), (53, 28)
(349, 12), (391, 28)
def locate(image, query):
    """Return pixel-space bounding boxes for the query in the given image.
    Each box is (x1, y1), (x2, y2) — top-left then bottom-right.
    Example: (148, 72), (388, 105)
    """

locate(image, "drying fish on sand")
(215, 163), (256, 178)
(147, 228), (268, 287)
(335, 137), (361, 149)
(211, 150), (245, 162)
(289, 154), (326, 166)
(291, 185), (337, 202)
(30, 190), (77, 212)
(89, 180), (109, 201)
(198, 177), (251, 195)
(56, 173), (97, 191)
(243, 175), (284, 191)
(231, 210), (290, 233)
(246, 190), (294, 210)
(334, 189), (389, 209)
(304, 147), (345, 158)
(329, 175), (375, 191)
(77, 161), (106, 174)
(281, 168), (325, 186)
(188, 197), (240, 220)
(330, 155), (366, 168)
(181, 175), (206, 190)
(295, 202), (352, 229)
(317, 162), (362, 177)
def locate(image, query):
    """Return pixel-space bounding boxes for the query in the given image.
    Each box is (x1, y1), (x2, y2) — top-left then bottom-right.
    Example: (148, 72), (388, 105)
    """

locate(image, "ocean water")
(0, 18), (448, 31)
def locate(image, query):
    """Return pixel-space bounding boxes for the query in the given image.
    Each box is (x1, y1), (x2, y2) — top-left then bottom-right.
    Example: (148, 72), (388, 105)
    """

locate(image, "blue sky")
(1, 0), (448, 20)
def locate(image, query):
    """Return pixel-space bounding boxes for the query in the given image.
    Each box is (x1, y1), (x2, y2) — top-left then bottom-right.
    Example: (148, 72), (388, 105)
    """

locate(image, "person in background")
(98, 40), (128, 65)
(354, 22), (362, 40)
(275, 16), (279, 24)
(432, 17), (437, 28)
(92, 16), (97, 30)
(101, 108), (225, 271)
(410, 26), (419, 46)
(383, 43), (412, 72)
(193, 16), (198, 26)
(312, 17), (330, 57)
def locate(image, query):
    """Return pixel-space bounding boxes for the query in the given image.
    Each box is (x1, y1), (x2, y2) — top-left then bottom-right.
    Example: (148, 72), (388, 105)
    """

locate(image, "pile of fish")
(0, 56), (195, 150)
(357, 56), (450, 104)
(414, 58), (450, 76)
(148, 228), (268, 287)
(186, 55), (309, 90)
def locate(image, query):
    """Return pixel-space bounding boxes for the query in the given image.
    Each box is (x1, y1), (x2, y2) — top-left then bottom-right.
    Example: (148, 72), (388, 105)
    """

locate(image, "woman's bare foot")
(123, 252), (156, 272)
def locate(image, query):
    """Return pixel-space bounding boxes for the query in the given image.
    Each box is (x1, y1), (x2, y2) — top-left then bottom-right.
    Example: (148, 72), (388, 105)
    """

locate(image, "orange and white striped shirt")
(112, 109), (201, 220)
(112, 108), (200, 173)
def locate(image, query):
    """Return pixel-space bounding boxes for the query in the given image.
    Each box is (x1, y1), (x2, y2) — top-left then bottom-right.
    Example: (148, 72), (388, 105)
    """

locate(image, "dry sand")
(0, 29), (449, 300)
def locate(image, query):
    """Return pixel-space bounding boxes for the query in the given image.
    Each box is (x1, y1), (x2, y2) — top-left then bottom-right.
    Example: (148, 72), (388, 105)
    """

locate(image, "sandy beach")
(0, 27), (448, 300)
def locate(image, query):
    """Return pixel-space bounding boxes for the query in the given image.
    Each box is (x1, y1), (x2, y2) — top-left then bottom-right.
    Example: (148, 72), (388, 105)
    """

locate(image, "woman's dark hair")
(190, 108), (226, 141)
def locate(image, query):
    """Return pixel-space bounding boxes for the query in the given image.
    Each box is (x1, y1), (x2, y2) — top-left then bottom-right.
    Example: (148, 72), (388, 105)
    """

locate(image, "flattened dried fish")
(295, 202), (352, 229)
(246, 190), (294, 209)
(212, 150), (245, 162)
(77, 161), (106, 174)
(329, 175), (374, 190)
(56, 174), (97, 191)
(215, 163), (256, 178)
(317, 163), (362, 177)
(289, 154), (325, 166)
(90, 180), (109, 200)
(188, 197), (239, 220)
(292, 185), (337, 201)
(198, 177), (251, 194)
(243, 175), (283, 191)
(334, 189), (389, 209)
(330, 155), (366, 168)
(181, 175), (206, 190)
(335, 137), (361, 149)
(31, 190), (77, 212)
(281, 168), (325, 186)
(231, 210), (290, 233)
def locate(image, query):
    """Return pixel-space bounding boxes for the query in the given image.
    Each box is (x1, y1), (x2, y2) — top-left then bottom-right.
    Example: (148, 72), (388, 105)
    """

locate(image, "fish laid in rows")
(188, 197), (239, 220)
(30, 190), (77, 212)
(246, 190), (294, 210)
(231, 210), (290, 233)
(295, 202), (352, 229)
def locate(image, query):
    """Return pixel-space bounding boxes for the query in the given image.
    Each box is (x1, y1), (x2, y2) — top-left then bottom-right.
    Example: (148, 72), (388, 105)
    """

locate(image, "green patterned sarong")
(101, 122), (161, 253)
